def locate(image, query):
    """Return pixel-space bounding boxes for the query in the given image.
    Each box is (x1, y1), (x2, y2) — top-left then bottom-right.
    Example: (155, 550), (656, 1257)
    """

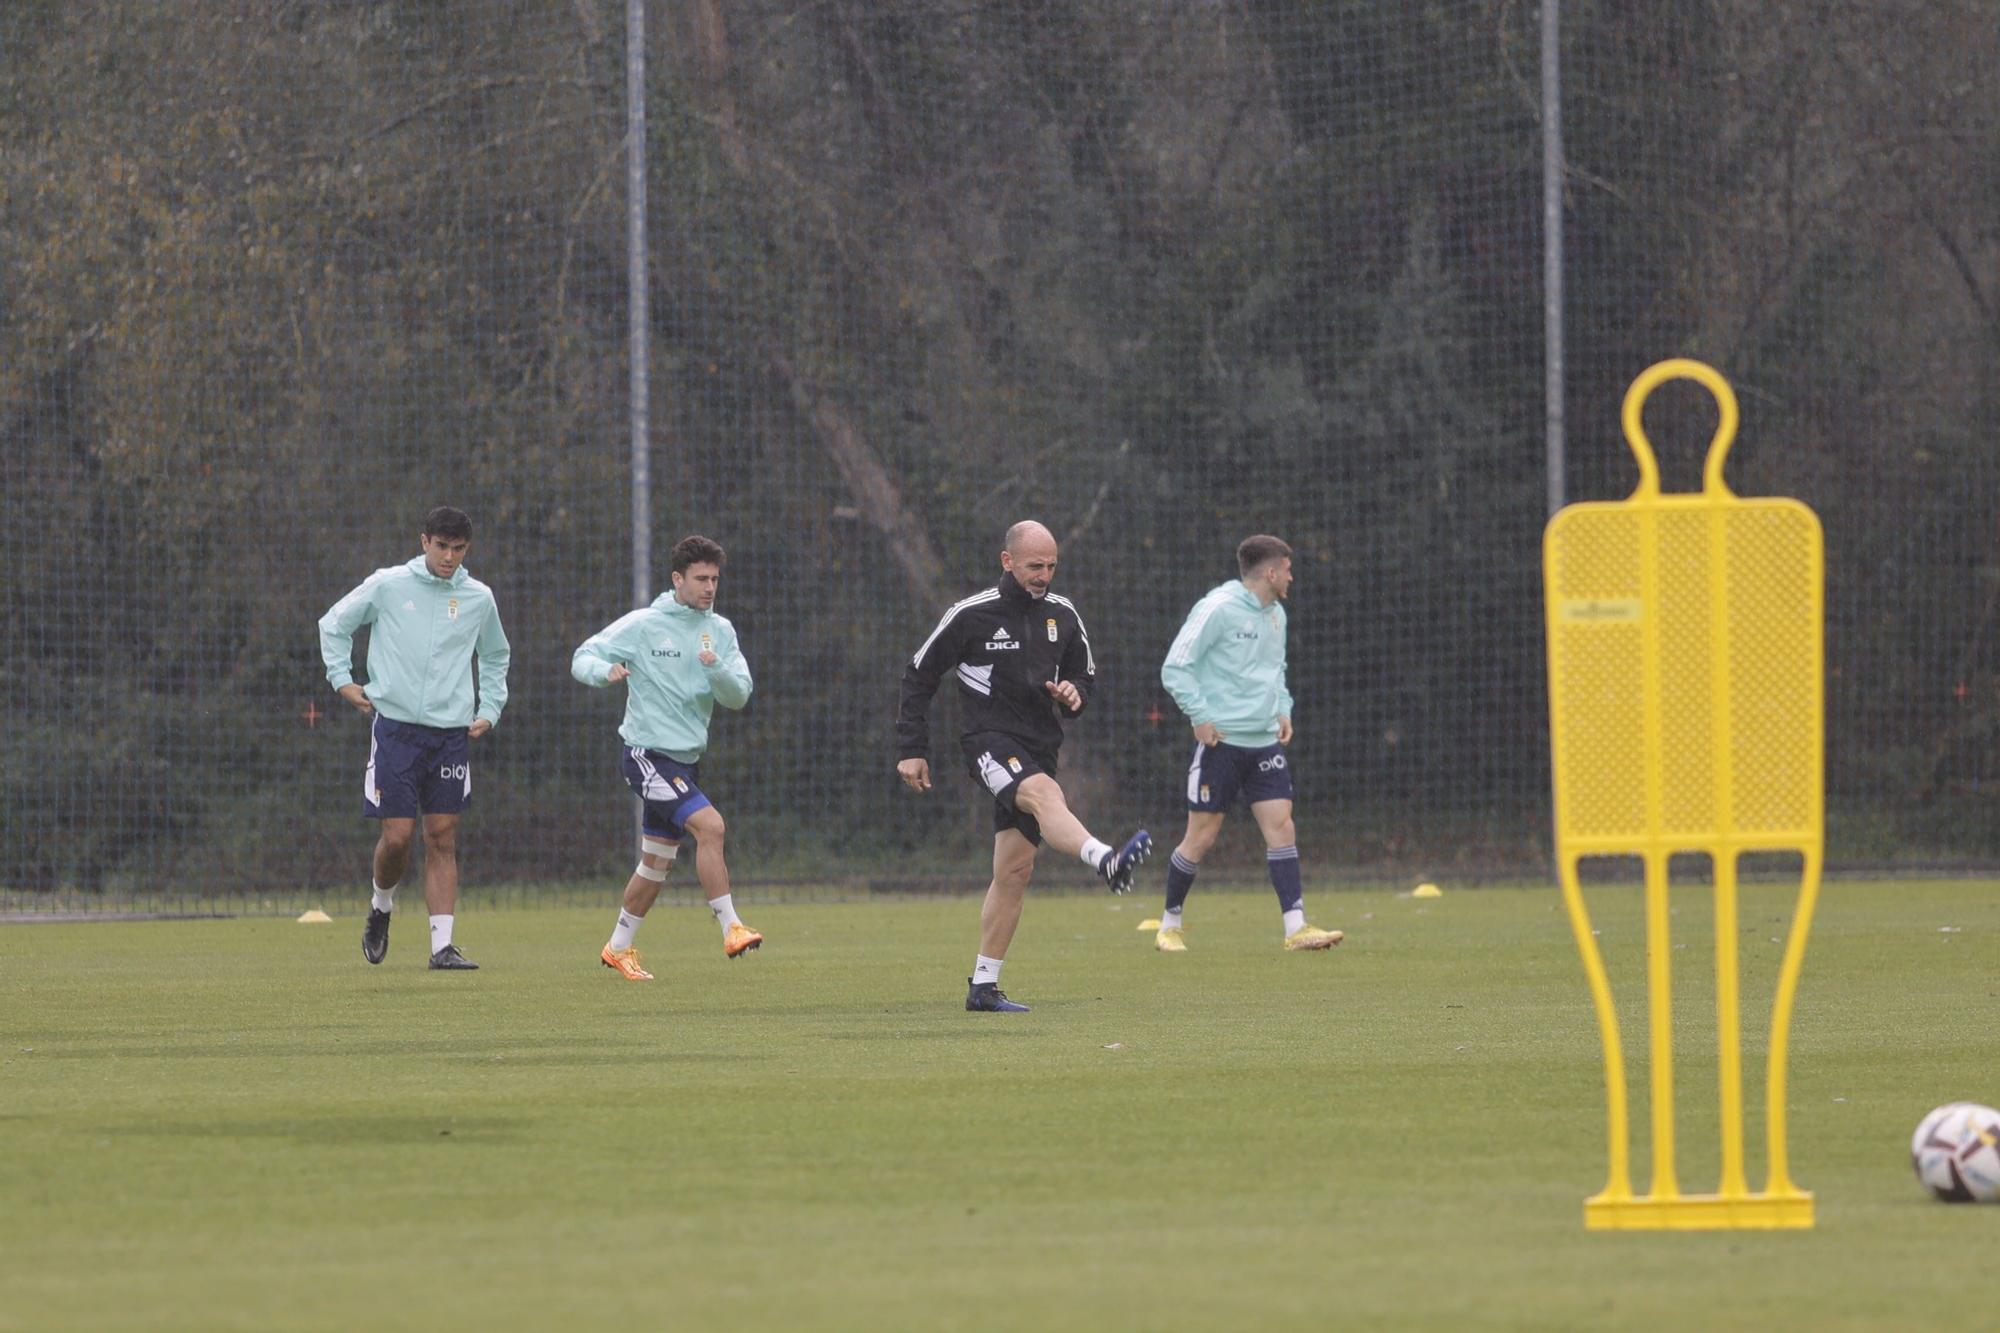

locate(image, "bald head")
(1000, 520), (1059, 598)
(1004, 520), (1055, 556)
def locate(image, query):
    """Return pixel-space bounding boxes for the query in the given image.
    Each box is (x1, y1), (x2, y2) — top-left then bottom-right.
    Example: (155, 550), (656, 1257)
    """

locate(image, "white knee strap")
(637, 836), (677, 881)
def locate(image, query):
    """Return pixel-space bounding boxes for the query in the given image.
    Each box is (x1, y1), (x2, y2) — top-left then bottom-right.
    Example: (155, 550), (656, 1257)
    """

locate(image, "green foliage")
(4, 3), (1998, 890)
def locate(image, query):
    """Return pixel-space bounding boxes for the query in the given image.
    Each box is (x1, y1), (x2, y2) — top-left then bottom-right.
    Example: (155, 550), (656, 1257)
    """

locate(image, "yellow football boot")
(1283, 924), (1344, 951)
(724, 922), (764, 958)
(1155, 926), (1188, 953)
(600, 945), (654, 980)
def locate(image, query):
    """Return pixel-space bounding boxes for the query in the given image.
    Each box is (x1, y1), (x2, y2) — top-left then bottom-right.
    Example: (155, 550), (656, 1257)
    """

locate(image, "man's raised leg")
(1012, 774), (1152, 892)
(683, 805), (762, 957)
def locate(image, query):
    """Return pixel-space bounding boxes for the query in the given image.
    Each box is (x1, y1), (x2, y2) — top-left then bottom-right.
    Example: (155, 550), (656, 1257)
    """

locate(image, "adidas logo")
(402, 600), (417, 610)
(991, 628), (1011, 640)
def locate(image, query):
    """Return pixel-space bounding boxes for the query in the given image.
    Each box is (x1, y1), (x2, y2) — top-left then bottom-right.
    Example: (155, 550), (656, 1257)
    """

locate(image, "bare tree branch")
(771, 352), (947, 611)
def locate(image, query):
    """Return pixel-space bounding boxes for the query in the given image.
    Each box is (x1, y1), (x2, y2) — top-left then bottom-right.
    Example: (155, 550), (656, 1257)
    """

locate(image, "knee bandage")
(636, 837), (678, 882)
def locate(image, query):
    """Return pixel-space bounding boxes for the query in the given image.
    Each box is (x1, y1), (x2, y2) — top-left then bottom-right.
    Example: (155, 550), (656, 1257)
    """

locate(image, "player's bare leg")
(418, 813), (476, 969)
(684, 805), (761, 957)
(421, 813), (461, 916)
(1155, 810), (1225, 952)
(362, 817), (417, 965)
(1252, 798), (1338, 950)
(602, 842), (675, 980)
(979, 829), (1038, 959)
(622, 856), (670, 917)
(374, 817), (416, 893)
(1013, 774), (1153, 892)
(968, 830), (1037, 1012)
(1174, 810), (1226, 866)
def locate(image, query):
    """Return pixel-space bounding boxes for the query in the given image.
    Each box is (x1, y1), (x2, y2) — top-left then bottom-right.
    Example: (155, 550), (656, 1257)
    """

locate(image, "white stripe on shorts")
(976, 751), (1013, 796)
(630, 747), (678, 802)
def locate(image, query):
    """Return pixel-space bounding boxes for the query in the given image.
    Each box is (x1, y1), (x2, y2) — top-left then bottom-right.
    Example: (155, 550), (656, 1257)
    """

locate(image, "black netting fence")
(4, 1), (1996, 913)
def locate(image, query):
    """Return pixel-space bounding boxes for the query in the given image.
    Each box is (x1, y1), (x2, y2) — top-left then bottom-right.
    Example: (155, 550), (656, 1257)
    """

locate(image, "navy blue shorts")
(364, 716), (471, 818)
(621, 747), (714, 842)
(961, 731), (1056, 846)
(1184, 740), (1293, 812)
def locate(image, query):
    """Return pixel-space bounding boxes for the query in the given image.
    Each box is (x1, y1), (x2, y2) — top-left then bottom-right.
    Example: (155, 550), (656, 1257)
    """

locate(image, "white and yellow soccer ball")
(1911, 1102), (2000, 1202)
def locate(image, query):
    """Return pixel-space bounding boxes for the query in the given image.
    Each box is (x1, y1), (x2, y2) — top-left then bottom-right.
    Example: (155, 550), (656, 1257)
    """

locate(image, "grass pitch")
(5, 879), (1999, 1331)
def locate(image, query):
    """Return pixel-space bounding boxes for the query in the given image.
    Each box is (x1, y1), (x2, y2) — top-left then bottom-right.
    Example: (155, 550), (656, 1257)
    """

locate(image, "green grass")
(5, 879), (2000, 1331)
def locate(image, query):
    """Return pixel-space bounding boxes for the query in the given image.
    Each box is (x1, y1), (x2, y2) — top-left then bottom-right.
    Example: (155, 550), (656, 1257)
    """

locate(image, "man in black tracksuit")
(897, 520), (1152, 1012)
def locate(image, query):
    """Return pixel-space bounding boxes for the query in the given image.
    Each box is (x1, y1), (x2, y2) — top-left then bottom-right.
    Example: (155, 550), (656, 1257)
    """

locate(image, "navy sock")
(1266, 845), (1303, 913)
(1164, 851), (1198, 913)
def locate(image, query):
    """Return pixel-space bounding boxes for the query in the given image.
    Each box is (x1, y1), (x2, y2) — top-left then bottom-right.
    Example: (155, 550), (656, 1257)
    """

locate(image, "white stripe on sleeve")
(911, 589), (1001, 668)
(1165, 594), (1224, 669)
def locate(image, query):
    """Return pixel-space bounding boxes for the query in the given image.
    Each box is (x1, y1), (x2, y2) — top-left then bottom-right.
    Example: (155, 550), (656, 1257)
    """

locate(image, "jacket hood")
(405, 556), (469, 587)
(1228, 578), (1268, 610)
(651, 590), (712, 618)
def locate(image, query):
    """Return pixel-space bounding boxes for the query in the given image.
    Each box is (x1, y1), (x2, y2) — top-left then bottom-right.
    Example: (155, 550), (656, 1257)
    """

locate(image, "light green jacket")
(319, 557), (511, 729)
(571, 592), (753, 763)
(1160, 579), (1293, 747)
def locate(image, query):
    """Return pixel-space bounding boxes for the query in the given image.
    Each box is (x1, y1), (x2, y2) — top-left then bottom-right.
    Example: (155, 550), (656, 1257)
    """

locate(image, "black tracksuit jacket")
(896, 571), (1098, 765)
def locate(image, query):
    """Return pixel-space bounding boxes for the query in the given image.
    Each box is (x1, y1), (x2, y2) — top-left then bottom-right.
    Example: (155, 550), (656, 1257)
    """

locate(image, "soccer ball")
(1911, 1102), (2000, 1202)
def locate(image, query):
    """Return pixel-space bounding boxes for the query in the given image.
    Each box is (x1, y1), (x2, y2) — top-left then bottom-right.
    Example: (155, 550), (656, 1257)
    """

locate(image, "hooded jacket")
(571, 591), (753, 763)
(1160, 579), (1292, 748)
(319, 556), (510, 730)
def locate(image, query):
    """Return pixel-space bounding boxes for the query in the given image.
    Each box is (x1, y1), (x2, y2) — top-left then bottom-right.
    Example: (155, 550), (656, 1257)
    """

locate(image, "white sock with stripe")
(1079, 837), (1112, 871)
(608, 910), (643, 952)
(370, 882), (395, 913)
(709, 894), (742, 936)
(973, 954), (1003, 985)
(430, 914), (454, 953)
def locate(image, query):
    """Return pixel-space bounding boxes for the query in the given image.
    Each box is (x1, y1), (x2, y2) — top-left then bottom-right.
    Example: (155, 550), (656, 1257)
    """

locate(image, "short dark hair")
(671, 534), (725, 574)
(423, 506), (472, 541)
(1237, 534), (1292, 578)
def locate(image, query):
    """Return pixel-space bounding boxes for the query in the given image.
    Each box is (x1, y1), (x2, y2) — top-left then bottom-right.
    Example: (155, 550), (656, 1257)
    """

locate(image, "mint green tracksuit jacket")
(1160, 579), (1294, 748)
(571, 592), (753, 763)
(318, 557), (511, 729)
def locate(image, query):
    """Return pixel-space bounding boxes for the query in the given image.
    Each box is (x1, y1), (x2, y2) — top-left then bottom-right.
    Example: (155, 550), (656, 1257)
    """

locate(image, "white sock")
(1282, 907), (1305, 937)
(608, 909), (643, 952)
(709, 894), (741, 936)
(430, 914), (454, 953)
(1079, 837), (1112, 871)
(973, 954), (1004, 985)
(1161, 908), (1183, 931)
(370, 882), (395, 913)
